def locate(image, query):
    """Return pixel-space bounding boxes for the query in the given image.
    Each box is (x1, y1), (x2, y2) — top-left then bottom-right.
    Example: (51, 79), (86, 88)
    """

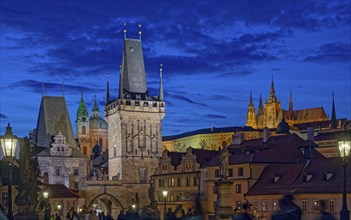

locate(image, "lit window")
(236, 184), (242, 193)
(273, 200), (278, 211)
(262, 200), (267, 211)
(236, 201), (241, 209)
(313, 200), (320, 212)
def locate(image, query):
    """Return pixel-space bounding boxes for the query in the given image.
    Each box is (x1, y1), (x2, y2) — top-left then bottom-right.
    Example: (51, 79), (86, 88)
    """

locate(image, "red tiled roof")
(45, 184), (80, 198)
(282, 107), (328, 122)
(314, 130), (351, 141)
(292, 118), (348, 131)
(246, 157), (351, 196)
(167, 148), (218, 168)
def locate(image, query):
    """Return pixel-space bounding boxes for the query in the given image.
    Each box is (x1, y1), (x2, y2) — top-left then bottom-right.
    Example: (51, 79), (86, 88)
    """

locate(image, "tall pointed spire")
(249, 92), (254, 107)
(118, 65), (124, 99)
(258, 94), (264, 115)
(331, 92), (337, 129)
(106, 74), (110, 105)
(159, 64), (164, 101)
(92, 95), (100, 118)
(268, 76), (277, 103)
(289, 90), (293, 111)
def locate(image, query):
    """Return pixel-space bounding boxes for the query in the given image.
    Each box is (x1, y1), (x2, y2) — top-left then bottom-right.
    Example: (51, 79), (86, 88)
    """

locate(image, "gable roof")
(283, 107), (328, 122)
(45, 184), (80, 198)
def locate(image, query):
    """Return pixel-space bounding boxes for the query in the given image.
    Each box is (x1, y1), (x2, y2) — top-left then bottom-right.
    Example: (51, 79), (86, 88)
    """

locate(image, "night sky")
(1, 0), (350, 137)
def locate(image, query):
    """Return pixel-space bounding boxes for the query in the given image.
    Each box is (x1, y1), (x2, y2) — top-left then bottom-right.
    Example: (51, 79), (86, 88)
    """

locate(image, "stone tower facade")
(246, 92), (257, 128)
(76, 93), (91, 154)
(264, 79), (281, 128)
(105, 37), (165, 182)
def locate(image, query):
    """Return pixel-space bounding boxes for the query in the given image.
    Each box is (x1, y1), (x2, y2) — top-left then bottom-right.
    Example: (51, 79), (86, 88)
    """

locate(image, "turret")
(159, 64), (164, 101)
(331, 92), (337, 129)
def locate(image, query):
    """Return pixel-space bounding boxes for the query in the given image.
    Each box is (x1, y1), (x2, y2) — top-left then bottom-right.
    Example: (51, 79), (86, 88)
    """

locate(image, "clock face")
(82, 117), (86, 122)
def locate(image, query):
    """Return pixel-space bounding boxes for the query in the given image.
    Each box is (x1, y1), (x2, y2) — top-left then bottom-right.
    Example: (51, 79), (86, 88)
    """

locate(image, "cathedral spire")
(106, 74), (110, 105)
(268, 76), (277, 103)
(124, 22), (127, 39)
(159, 64), (164, 101)
(249, 92), (254, 107)
(331, 92), (337, 129)
(259, 94), (263, 109)
(289, 90), (293, 111)
(118, 65), (124, 99)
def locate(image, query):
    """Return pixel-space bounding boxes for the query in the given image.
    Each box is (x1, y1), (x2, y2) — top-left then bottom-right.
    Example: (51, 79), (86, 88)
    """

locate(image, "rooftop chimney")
(307, 127), (315, 142)
(263, 128), (271, 143)
(232, 133), (244, 145)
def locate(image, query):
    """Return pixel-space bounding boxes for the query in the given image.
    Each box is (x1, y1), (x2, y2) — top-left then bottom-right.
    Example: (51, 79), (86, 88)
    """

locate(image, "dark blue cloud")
(204, 114), (227, 119)
(0, 114), (8, 119)
(303, 42), (351, 62)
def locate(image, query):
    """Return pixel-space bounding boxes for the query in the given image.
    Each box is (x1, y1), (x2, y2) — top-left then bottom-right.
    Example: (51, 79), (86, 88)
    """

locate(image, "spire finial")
(42, 81), (45, 97)
(119, 64), (124, 99)
(331, 91), (337, 129)
(138, 24), (142, 41)
(249, 92), (254, 107)
(81, 90), (83, 100)
(106, 73), (110, 105)
(62, 82), (65, 97)
(289, 89), (293, 111)
(124, 22), (127, 39)
(159, 64), (164, 101)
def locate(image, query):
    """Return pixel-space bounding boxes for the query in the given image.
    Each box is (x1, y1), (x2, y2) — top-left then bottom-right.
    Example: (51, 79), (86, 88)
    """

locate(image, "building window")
(238, 167), (244, 176)
(162, 165), (168, 171)
(73, 168), (79, 176)
(55, 168), (61, 176)
(236, 184), (242, 193)
(213, 185), (217, 194)
(273, 200), (278, 211)
(139, 168), (147, 183)
(74, 182), (79, 190)
(215, 169), (220, 178)
(176, 195), (180, 202)
(186, 177), (191, 186)
(228, 168), (233, 177)
(177, 178), (181, 186)
(313, 200), (320, 212)
(82, 126), (86, 134)
(328, 200), (335, 213)
(213, 202), (217, 211)
(113, 146), (116, 157)
(236, 201), (241, 210)
(302, 200), (308, 212)
(262, 200), (267, 212)
(159, 179), (164, 187)
(170, 178), (175, 187)
(193, 177), (198, 186)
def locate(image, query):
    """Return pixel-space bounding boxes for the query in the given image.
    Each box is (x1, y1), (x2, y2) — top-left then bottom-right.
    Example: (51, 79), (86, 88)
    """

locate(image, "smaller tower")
(289, 90), (293, 111)
(257, 94), (264, 129)
(246, 92), (257, 128)
(331, 92), (337, 129)
(159, 64), (164, 101)
(76, 92), (90, 155)
(268, 77), (277, 103)
(106, 74), (110, 105)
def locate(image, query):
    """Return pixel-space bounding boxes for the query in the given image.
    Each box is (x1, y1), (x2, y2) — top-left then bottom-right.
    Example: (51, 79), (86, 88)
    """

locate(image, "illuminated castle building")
(246, 79), (329, 129)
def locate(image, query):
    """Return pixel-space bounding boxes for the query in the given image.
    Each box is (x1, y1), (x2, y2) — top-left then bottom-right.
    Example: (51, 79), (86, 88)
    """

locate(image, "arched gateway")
(88, 193), (124, 218)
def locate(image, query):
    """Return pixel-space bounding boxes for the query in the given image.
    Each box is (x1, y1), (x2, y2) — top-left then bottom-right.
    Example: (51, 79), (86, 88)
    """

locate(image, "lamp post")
(162, 190), (168, 220)
(338, 132), (350, 220)
(43, 190), (49, 220)
(0, 123), (18, 220)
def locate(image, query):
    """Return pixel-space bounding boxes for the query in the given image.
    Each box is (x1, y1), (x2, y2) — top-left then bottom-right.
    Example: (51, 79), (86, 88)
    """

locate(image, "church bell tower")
(105, 31), (165, 183)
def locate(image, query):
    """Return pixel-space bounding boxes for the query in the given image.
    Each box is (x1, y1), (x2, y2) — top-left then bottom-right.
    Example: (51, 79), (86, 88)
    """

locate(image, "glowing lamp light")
(132, 204), (136, 209)
(0, 123), (18, 158)
(43, 190), (49, 199)
(57, 204), (62, 210)
(162, 190), (168, 197)
(338, 140), (351, 158)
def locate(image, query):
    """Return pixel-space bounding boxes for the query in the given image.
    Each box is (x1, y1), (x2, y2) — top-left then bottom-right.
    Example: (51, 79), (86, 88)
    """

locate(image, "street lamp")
(43, 190), (49, 220)
(0, 123), (18, 220)
(338, 131), (350, 220)
(162, 190), (168, 220)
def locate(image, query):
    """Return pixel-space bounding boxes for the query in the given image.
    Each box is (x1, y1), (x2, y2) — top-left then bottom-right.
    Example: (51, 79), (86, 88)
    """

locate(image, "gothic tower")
(76, 92), (90, 155)
(246, 92), (257, 128)
(106, 35), (165, 183)
(264, 79), (281, 128)
(257, 94), (264, 129)
(331, 92), (337, 129)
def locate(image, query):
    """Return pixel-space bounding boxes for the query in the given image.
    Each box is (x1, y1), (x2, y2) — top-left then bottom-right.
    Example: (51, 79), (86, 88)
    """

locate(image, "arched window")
(83, 146), (87, 155)
(82, 126), (86, 134)
(43, 172), (49, 184)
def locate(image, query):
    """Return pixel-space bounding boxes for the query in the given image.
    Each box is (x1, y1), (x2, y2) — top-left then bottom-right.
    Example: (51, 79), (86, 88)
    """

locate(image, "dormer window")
(302, 173), (313, 182)
(321, 171), (333, 182)
(271, 175), (280, 183)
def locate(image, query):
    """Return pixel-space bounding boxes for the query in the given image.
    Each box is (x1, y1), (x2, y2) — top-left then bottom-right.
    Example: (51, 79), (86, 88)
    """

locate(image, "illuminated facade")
(246, 80), (329, 129)
(162, 126), (260, 152)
